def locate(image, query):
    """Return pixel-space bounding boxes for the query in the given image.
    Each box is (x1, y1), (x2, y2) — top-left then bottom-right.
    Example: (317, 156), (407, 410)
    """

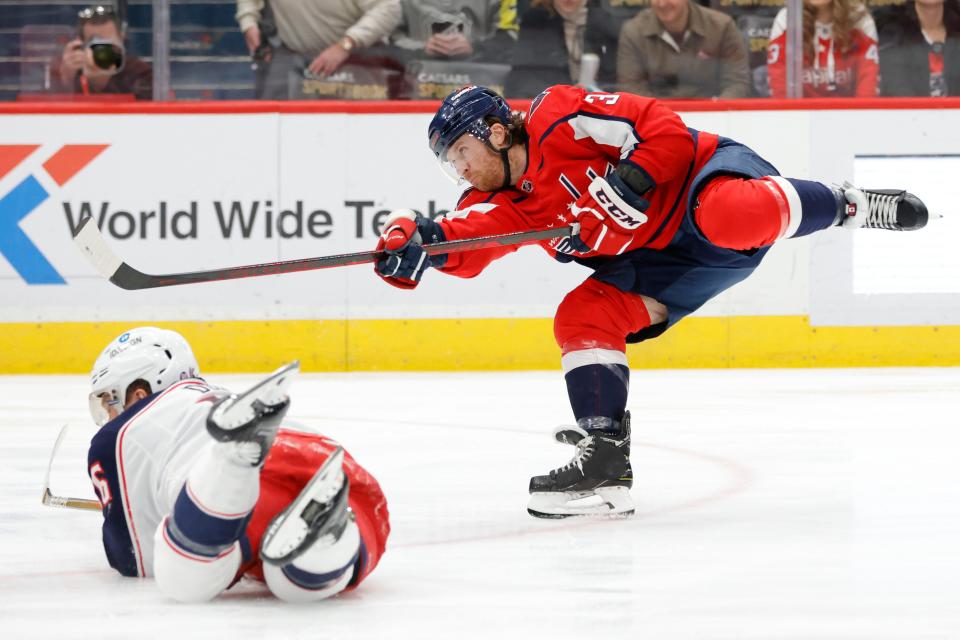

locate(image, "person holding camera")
(236, 0), (402, 99)
(53, 5), (153, 100)
(386, 0), (518, 62)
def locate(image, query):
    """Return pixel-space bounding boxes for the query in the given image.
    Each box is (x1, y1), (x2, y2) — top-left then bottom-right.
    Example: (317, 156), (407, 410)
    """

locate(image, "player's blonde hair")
(509, 110), (526, 135)
(483, 110), (528, 147)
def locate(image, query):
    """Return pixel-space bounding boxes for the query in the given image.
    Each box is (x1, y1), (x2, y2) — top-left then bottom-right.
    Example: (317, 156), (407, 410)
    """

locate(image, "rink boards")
(1, 99), (959, 372)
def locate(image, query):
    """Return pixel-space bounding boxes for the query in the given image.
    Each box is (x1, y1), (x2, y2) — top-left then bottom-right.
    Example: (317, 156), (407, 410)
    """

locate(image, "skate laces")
(553, 436), (595, 476)
(862, 191), (900, 229)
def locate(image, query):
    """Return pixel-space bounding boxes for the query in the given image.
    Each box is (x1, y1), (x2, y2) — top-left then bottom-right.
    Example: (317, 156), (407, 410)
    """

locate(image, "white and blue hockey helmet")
(88, 327), (200, 426)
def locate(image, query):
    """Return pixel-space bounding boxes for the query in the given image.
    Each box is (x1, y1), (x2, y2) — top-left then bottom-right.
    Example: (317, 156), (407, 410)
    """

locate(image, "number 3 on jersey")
(584, 93), (620, 105)
(89, 461), (113, 507)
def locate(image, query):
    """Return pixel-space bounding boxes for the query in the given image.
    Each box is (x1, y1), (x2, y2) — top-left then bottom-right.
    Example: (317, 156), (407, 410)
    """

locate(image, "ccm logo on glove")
(554, 173), (650, 256)
(586, 175), (648, 230)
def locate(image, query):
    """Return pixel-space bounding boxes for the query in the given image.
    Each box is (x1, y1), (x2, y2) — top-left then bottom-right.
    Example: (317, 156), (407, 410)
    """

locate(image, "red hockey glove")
(374, 210), (447, 290)
(562, 174), (650, 256)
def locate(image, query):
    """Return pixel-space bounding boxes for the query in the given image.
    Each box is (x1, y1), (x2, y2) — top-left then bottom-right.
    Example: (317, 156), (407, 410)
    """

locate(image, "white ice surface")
(2, 369), (959, 639)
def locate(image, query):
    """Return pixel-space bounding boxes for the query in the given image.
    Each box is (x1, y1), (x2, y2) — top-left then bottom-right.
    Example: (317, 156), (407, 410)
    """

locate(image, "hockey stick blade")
(73, 215), (580, 290)
(73, 214), (123, 280)
(41, 424), (102, 512)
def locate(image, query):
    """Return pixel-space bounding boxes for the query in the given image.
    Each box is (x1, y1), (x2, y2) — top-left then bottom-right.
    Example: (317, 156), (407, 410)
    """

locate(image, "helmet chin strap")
(485, 130), (514, 190)
(499, 148), (511, 190)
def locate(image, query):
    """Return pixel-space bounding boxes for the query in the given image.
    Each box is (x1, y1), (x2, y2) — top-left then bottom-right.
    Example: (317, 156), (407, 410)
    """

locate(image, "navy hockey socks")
(562, 355), (630, 432)
(767, 177), (844, 238)
(163, 444), (259, 560)
(165, 486), (252, 559)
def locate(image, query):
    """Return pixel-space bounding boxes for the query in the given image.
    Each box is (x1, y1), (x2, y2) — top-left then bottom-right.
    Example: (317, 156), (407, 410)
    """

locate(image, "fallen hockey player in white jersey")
(83, 327), (389, 602)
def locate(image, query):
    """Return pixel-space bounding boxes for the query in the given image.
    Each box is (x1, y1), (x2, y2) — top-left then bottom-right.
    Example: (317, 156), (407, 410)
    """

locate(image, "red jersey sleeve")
(526, 85), (695, 195)
(436, 189), (529, 279)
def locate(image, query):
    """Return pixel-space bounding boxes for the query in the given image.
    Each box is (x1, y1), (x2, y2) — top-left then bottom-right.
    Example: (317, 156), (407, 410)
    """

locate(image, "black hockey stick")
(73, 215), (579, 290)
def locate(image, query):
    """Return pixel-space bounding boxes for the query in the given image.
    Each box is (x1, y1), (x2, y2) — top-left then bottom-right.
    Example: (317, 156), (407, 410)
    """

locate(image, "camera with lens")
(423, 7), (472, 40)
(431, 21), (464, 35)
(253, 39), (272, 62)
(87, 37), (124, 71)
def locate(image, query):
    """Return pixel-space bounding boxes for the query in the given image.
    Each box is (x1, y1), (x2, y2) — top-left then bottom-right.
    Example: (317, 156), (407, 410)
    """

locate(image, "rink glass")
(0, 0), (935, 102)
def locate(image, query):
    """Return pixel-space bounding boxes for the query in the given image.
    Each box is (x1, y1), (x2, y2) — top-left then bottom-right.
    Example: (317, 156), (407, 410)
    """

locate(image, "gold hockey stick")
(41, 424), (102, 512)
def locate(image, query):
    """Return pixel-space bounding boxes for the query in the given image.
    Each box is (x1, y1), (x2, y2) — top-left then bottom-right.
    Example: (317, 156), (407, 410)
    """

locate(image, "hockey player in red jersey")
(371, 84), (930, 519)
(85, 327), (389, 602)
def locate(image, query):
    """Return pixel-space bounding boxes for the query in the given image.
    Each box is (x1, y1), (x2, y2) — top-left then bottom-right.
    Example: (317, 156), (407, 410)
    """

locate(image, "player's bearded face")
(444, 133), (505, 191)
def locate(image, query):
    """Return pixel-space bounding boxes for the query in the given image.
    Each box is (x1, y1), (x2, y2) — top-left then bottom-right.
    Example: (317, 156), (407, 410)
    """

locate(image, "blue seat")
(173, 86), (256, 100)
(171, 59), (251, 84)
(171, 2), (237, 28)
(0, 34), (19, 57)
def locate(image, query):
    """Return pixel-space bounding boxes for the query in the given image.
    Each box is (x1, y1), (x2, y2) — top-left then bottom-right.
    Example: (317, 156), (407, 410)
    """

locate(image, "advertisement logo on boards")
(2, 143), (453, 287)
(0, 144), (108, 285)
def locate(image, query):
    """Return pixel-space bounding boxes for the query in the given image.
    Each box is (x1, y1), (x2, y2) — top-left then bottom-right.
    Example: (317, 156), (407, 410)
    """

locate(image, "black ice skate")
(527, 411), (635, 518)
(260, 446), (352, 566)
(206, 360), (298, 467)
(837, 183), (929, 231)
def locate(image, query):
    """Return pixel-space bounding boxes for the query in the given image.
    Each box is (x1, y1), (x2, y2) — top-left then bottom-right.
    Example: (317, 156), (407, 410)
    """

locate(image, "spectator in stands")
(52, 4), (152, 100)
(236, 0), (402, 99)
(616, 0), (751, 98)
(506, 0), (619, 97)
(389, 0), (517, 63)
(877, 0), (960, 96)
(767, 0), (878, 97)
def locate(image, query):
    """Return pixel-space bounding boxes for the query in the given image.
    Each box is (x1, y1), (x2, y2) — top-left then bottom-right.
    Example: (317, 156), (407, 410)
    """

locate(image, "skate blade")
(260, 446), (346, 565)
(210, 360), (299, 431)
(527, 486), (634, 519)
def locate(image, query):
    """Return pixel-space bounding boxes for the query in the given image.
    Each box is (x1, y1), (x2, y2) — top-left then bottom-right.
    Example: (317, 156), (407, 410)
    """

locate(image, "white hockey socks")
(153, 443), (259, 602)
(263, 518), (361, 603)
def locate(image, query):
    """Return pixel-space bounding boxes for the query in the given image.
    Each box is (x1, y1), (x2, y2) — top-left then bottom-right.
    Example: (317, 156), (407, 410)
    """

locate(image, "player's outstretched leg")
(527, 411), (635, 518)
(153, 362), (298, 602)
(837, 184), (929, 231)
(206, 360), (299, 467)
(261, 447), (362, 602)
(694, 176), (930, 252)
